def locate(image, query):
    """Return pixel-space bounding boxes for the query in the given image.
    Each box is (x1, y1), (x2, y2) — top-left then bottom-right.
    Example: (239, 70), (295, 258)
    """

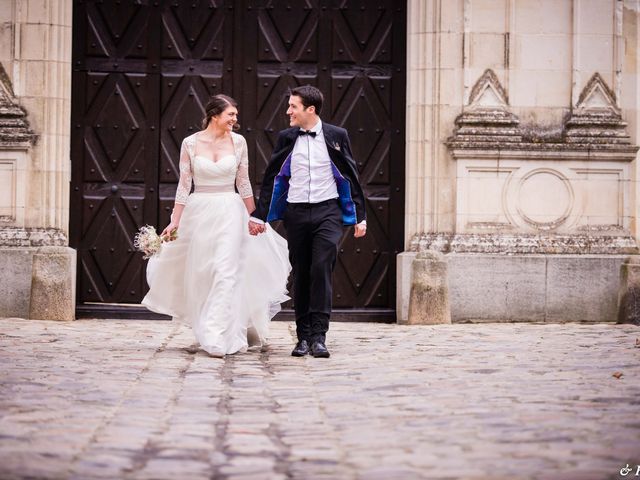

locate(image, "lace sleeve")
(175, 139), (192, 205)
(235, 136), (254, 199)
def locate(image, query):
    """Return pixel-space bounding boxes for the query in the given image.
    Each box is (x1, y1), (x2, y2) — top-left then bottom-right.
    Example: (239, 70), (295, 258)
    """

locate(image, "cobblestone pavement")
(0, 318), (639, 480)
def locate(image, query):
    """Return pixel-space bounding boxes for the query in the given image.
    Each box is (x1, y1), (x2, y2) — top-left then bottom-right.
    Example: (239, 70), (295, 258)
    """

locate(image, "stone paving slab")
(0, 318), (639, 480)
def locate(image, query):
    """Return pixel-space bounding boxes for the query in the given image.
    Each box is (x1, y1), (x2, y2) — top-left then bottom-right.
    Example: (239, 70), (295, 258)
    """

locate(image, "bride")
(142, 94), (290, 357)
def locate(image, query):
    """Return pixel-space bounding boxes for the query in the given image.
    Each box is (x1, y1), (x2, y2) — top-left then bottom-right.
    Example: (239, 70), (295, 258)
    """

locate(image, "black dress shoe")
(310, 341), (330, 358)
(291, 339), (310, 357)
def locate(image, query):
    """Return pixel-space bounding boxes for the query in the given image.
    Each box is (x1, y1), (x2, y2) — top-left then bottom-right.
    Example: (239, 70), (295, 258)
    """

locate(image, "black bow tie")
(298, 130), (317, 138)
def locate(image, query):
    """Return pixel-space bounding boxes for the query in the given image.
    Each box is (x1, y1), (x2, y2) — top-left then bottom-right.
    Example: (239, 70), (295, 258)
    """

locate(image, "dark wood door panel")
(73, 1), (161, 73)
(71, 67), (160, 304)
(238, 0), (404, 309)
(161, 0), (226, 61)
(71, 0), (405, 315)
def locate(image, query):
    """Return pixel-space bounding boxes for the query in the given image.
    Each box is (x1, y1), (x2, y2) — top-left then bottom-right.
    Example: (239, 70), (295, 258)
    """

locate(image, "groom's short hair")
(290, 85), (323, 115)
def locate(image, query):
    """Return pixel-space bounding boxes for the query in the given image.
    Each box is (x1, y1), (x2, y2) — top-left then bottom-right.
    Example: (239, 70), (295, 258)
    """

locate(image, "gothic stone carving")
(444, 70), (638, 253)
(0, 63), (37, 148)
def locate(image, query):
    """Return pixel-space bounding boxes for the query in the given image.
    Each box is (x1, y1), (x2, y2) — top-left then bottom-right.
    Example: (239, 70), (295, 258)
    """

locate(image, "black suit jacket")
(253, 122), (366, 225)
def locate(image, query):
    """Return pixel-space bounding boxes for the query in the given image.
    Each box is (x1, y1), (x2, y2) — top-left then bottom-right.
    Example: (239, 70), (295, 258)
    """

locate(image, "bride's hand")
(160, 222), (179, 241)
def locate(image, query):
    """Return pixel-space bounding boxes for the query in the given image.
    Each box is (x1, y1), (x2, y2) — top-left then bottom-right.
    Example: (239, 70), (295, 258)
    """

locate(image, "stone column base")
(407, 250), (451, 325)
(0, 247), (36, 318)
(0, 246), (76, 320)
(29, 246), (76, 321)
(618, 257), (640, 325)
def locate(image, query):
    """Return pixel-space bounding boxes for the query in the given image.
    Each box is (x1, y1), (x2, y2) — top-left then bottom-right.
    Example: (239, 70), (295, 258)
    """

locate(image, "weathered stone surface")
(448, 254), (547, 323)
(28, 246), (76, 321)
(447, 71), (637, 154)
(545, 256), (623, 322)
(409, 232), (639, 255)
(0, 247), (34, 317)
(396, 252), (414, 324)
(407, 250), (450, 325)
(617, 256), (640, 325)
(0, 319), (639, 479)
(0, 62), (37, 147)
(398, 252), (630, 323)
(0, 227), (68, 247)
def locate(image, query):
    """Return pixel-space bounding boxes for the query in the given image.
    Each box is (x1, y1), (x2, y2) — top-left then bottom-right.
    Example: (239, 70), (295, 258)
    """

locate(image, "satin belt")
(194, 185), (235, 193)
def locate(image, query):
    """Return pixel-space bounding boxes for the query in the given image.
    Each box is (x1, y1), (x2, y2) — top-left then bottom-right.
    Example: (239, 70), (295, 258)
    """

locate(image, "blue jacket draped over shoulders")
(253, 123), (366, 226)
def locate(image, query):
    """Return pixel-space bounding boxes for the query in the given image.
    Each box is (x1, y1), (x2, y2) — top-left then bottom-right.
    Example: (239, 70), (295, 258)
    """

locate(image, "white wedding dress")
(142, 132), (290, 356)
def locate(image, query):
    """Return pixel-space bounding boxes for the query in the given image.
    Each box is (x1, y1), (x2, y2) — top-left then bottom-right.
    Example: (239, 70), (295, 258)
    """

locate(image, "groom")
(249, 85), (367, 358)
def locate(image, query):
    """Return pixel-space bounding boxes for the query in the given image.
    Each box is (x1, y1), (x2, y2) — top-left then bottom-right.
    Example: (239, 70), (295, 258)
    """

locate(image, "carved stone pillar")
(0, 0), (74, 319)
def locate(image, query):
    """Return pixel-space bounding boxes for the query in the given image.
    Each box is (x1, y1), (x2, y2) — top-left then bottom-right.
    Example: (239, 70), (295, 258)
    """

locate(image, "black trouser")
(284, 199), (343, 343)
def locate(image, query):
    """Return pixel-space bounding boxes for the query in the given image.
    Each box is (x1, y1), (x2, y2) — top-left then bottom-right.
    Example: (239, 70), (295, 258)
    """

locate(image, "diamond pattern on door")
(162, 1), (224, 60)
(257, 0), (319, 62)
(71, 62), (158, 305)
(241, 0), (404, 311)
(82, 74), (147, 183)
(71, 0), (405, 318)
(332, 1), (393, 64)
(86, 2), (151, 60)
(79, 192), (147, 302)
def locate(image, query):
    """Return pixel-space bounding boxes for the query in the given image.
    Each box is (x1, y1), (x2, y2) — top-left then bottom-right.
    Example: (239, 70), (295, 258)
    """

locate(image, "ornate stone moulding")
(443, 70), (638, 252)
(0, 63), (37, 148)
(409, 233), (639, 255)
(447, 70), (638, 158)
(448, 69), (522, 147)
(0, 227), (68, 247)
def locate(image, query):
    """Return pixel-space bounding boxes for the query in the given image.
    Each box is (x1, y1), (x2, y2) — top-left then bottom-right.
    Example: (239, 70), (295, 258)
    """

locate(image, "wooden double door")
(70, 0), (406, 319)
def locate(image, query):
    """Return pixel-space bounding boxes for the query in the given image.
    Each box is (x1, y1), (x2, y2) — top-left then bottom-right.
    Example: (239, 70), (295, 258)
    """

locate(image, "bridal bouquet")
(133, 225), (177, 259)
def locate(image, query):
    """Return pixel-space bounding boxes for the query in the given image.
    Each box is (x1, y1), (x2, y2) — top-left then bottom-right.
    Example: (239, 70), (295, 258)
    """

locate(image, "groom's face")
(286, 95), (314, 128)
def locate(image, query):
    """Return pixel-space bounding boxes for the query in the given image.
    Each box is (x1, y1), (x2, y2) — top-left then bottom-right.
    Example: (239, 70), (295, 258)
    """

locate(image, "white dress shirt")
(287, 120), (338, 203)
(250, 120), (365, 226)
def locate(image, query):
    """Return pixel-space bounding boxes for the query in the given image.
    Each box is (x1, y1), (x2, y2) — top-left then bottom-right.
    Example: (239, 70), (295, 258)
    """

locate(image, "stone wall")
(402, 0), (640, 323)
(0, 0), (72, 238)
(405, 0), (640, 246)
(0, 0), (74, 320)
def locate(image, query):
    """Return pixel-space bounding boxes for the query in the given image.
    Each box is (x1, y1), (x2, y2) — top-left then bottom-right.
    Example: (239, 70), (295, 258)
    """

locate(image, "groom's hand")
(248, 220), (266, 236)
(354, 223), (366, 238)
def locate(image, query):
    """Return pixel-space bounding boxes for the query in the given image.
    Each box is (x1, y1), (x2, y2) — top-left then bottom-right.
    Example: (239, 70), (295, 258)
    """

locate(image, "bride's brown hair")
(202, 94), (240, 130)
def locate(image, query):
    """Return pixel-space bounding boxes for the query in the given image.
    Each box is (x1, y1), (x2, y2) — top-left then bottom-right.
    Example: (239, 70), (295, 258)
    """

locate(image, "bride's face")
(212, 105), (238, 132)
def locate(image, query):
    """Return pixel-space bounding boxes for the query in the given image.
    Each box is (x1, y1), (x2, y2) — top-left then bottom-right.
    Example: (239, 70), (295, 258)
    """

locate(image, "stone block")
(515, 33), (571, 71)
(578, 34), (614, 75)
(617, 256), (640, 325)
(29, 246), (76, 321)
(27, 0), (50, 25)
(448, 254), (547, 322)
(408, 250), (451, 325)
(0, 247), (35, 317)
(470, 33), (505, 70)
(545, 256), (623, 322)
(513, 0), (571, 35)
(20, 24), (49, 61)
(578, 0), (614, 35)
(397, 252), (628, 323)
(469, 0), (507, 33)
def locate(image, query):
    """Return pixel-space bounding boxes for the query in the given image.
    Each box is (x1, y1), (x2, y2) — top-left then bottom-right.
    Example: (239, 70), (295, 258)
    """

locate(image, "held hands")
(248, 220), (266, 236)
(354, 223), (367, 238)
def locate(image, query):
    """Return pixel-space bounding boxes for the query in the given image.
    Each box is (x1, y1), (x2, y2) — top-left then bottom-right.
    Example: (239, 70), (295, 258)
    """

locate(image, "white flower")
(133, 225), (164, 259)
